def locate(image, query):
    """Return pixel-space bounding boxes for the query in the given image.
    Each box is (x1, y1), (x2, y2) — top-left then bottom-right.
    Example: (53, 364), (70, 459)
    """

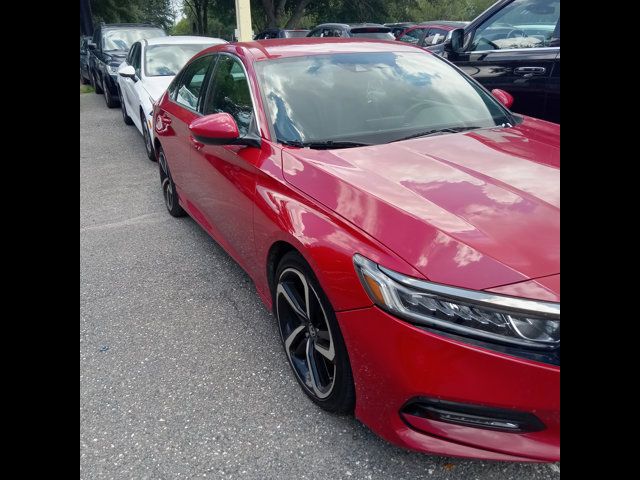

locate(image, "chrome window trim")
(468, 46), (560, 54)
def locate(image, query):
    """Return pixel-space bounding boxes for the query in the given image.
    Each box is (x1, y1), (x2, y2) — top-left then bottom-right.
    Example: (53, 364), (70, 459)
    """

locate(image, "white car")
(116, 36), (227, 160)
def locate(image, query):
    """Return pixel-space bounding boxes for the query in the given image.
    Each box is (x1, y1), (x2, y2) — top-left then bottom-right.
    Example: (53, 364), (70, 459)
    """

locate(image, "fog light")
(401, 397), (545, 433)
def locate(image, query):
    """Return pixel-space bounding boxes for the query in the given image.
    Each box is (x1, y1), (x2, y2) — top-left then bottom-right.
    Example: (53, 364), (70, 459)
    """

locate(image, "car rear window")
(350, 28), (395, 40)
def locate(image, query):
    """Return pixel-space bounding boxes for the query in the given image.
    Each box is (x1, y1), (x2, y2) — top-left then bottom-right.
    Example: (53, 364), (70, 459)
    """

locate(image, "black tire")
(92, 71), (103, 94)
(142, 113), (155, 161)
(274, 251), (355, 414)
(157, 146), (186, 217)
(119, 89), (133, 125)
(104, 81), (119, 108)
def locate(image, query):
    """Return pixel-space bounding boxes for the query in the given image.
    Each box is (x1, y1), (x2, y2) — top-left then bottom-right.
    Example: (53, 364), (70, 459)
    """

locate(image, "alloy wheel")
(276, 268), (336, 399)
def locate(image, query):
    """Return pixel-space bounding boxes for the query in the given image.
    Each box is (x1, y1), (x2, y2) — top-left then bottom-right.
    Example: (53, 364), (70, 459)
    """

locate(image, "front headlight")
(107, 64), (119, 75)
(353, 254), (559, 351)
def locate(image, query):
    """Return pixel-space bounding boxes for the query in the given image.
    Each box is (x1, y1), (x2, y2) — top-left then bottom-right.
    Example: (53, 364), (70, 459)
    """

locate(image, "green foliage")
(91, 0), (175, 31)
(92, 0), (495, 36)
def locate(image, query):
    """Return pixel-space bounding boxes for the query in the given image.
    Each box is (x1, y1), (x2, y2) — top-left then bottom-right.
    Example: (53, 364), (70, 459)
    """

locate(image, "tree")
(257, 0), (314, 29)
(183, 0), (209, 34)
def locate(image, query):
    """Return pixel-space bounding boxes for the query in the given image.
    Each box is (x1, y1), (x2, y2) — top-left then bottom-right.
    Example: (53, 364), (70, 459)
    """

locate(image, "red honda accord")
(153, 38), (559, 462)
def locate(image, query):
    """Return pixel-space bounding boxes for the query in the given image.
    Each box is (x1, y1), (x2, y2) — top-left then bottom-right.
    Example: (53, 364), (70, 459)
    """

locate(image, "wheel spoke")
(284, 324), (306, 354)
(277, 282), (308, 320)
(305, 337), (322, 396)
(314, 338), (335, 362)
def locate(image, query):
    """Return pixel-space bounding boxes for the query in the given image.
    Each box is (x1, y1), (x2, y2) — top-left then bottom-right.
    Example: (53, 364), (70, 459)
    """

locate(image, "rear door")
(155, 55), (216, 192)
(447, 0), (560, 120)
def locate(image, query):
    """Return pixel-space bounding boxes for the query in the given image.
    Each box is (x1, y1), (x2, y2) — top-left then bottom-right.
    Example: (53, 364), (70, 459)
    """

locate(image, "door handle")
(190, 135), (204, 151)
(514, 66), (546, 77)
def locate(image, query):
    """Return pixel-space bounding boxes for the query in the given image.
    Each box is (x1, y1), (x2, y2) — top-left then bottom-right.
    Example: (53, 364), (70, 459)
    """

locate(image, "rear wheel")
(142, 113), (155, 161)
(157, 146), (186, 217)
(274, 251), (355, 414)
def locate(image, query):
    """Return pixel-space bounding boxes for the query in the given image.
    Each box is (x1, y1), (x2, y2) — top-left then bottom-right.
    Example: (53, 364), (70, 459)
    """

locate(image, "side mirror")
(87, 42), (97, 51)
(444, 28), (464, 54)
(491, 89), (514, 109)
(189, 113), (261, 148)
(118, 65), (137, 80)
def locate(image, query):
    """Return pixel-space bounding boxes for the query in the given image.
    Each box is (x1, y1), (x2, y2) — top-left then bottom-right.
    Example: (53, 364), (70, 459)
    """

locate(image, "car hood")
(104, 51), (128, 65)
(142, 76), (174, 102)
(282, 117), (560, 293)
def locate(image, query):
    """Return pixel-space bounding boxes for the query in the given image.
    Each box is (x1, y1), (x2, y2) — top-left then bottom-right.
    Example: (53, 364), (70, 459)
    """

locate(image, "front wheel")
(157, 146), (186, 217)
(119, 89), (133, 125)
(275, 251), (355, 414)
(104, 81), (118, 108)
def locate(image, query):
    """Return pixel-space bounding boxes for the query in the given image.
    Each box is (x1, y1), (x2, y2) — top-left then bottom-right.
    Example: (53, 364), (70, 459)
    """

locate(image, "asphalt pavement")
(80, 91), (560, 480)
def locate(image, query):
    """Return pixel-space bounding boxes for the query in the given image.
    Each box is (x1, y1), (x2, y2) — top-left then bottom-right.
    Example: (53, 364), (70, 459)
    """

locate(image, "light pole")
(234, 0), (253, 41)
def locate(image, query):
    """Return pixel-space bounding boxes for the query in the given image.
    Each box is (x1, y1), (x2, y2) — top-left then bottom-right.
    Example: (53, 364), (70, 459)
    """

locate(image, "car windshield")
(145, 44), (213, 76)
(102, 28), (165, 52)
(255, 51), (512, 146)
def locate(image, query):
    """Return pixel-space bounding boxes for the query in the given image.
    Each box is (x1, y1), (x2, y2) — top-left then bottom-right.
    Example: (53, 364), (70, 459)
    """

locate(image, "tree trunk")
(284, 0), (312, 29)
(261, 0), (278, 28)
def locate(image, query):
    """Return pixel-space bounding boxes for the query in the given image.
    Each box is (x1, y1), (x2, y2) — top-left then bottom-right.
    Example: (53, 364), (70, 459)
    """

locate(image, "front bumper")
(337, 306), (559, 462)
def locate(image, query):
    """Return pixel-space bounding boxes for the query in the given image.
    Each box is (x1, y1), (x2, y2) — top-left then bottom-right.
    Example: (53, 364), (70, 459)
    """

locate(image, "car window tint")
(175, 56), (212, 111)
(399, 28), (426, 44)
(308, 29), (322, 37)
(470, 0), (560, 51)
(203, 55), (254, 136)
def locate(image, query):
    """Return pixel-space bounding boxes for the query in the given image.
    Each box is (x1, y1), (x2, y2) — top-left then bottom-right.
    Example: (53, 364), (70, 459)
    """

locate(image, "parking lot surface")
(80, 92), (560, 480)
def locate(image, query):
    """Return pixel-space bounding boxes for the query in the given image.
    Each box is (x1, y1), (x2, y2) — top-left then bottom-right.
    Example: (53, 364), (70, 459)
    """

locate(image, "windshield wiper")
(280, 139), (372, 149)
(390, 126), (485, 143)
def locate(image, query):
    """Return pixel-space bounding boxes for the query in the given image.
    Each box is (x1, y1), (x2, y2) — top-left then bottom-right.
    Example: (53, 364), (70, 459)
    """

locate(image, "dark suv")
(254, 29), (309, 39)
(88, 23), (166, 108)
(306, 23), (395, 40)
(427, 0), (560, 123)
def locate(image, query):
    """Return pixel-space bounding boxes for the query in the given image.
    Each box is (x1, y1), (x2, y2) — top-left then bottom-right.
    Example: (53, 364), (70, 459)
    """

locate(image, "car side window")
(132, 43), (142, 77)
(202, 55), (254, 136)
(423, 28), (448, 46)
(175, 55), (213, 111)
(308, 29), (322, 37)
(399, 28), (426, 45)
(470, 0), (560, 51)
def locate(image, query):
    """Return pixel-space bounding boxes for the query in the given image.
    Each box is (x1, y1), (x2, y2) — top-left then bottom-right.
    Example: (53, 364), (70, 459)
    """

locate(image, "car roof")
(313, 23), (389, 29)
(144, 35), (227, 46)
(418, 20), (468, 28)
(101, 23), (162, 30)
(205, 38), (428, 62)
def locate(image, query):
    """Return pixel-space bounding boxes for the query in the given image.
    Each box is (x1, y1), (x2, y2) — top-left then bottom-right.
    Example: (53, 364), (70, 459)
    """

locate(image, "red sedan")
(153, 38), (559, 462)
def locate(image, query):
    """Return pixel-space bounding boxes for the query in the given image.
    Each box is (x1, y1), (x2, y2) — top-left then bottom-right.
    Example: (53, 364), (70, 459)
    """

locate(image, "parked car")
(117, 36), (226, 160)
(306, 23), (395, 39)
(80, 35), (92, 84)
(88, 23), (166, 108)
(254, 28), (310, 39)
(427, 0), (560, 123)
(396, 21), (469, 47)
(383, 22), (416, 38)
(152, 38), (559, 462)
